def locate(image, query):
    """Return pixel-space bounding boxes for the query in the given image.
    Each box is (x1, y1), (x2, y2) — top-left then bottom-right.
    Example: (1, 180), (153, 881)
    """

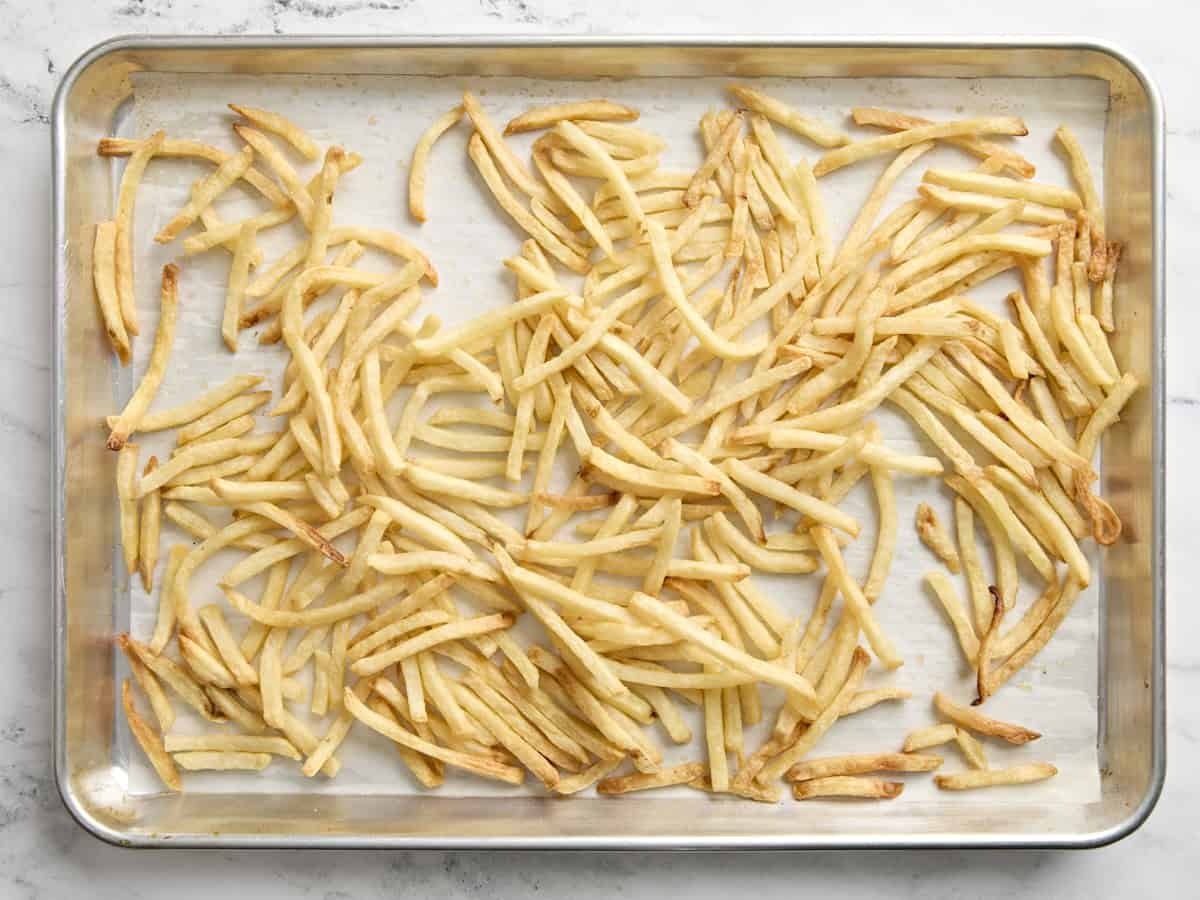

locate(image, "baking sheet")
(115, 70), (1108, 807)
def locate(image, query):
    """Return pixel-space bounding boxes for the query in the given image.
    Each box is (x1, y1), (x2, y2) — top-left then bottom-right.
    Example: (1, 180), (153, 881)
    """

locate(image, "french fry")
(351, 614), (514, 678)
(116, 443), (140, 575)
(932, 691), (1040, 744)
(229, 103), (319, 159)
(935, 763), (1057, 791)
(99, 134), (288, 206)
(118, 636), (174, 733)
(815, 117), (1027, 176)
(122, 680), (181, 791)
(915, 502), (961, 573)
(107, 266), (180, 450)
(165, 734), (300, 759)
(902, 722), (958, 752)
(467, 133), (589, 273)
(851, 107), (1035, 177)
(923, 168), (1080, 211)
(598, 762), (706, 795)
(451, 681), (559, 789)
(755, 648), (871, 783)
(171, 751), (271, 772)
(505, 99), (638, 135)
(92, 221), (130, 364)
(785, 752), (942, 782)
(727, 84), (847, 148)
(990, 576), (1084, 691)
(629, 592), (818, 710)
(156, 146), (255, 244)
(792, 776), (903, 800)
(925, 570), (979, 664)
(113, 130), (166, 334)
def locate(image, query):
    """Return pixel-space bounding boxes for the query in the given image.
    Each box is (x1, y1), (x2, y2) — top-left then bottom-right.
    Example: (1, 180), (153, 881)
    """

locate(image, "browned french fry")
(792, 776), (903, 800)
(785, 752), (942, 782)
(932, 691), (1041, 744)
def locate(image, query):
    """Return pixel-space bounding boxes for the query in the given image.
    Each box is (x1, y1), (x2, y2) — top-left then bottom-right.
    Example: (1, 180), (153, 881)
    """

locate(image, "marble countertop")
(6, 0), (1194, 895)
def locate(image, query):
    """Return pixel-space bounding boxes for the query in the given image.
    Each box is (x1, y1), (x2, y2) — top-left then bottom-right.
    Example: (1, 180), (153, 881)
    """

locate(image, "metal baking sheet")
(52, 37), (1165, 849)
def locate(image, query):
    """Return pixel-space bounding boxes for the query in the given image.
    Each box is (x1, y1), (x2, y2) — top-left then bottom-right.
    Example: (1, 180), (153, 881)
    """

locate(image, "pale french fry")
(155, 146), (255, 244)
(917, 183), (1065, 224)
(219, 223), (256, 351)
(629, 592), (817, 709)
(229, 103), (319, 159)
(99, 134), (288, 206)
(985, 465), (1090, 585)
(132, 456), (162, 591)
(116, 443), (140, 575)
(451, 681), (559, 789)
(844, 687), (911, 716)
(725, 458), (858, 537)
(113, 130), (166, 334)
(785, 752), (941, 782)
(505, 99), (638, 135)
(402, 103), (465, 223)
(944, 342), (1091, 472)
(839, 142), (934, 261)
(351, 614), (514, 678)
(92, 221), (131, 364)
(706, 512), (816, 575)
(727, 84), (847, 148)
(783, 338), (944, 434)
(935, 763), (1057, 791)
(950, 727), (989, 770)
(815, 117), (1027, 176)
(647, 220), (766, 359)
(953, 497), (991, 635)
(756, 648), (871, 783)
(902, 722), (958, 752)
(107, 266), (180, 450)
(467, 133), (589, 273)
(925, 570), (979, 664)
(990, 576), (1084, 690)
(923, 168), (1080, 210)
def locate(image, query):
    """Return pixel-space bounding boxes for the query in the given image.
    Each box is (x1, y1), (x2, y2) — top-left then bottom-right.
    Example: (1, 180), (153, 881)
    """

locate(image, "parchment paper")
(115, 70), (1109, 807)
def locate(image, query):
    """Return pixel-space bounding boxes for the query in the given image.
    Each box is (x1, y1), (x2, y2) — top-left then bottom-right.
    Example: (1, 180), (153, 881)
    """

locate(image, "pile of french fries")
(95, 86), (1137, 802)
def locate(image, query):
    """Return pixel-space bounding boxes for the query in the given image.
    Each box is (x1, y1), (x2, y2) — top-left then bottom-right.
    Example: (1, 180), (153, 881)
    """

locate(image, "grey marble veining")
(7, 1), (1196, 895)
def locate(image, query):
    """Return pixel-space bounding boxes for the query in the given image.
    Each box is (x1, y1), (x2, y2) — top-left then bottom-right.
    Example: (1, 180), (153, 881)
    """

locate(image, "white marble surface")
(4, 0), (1194, 895)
